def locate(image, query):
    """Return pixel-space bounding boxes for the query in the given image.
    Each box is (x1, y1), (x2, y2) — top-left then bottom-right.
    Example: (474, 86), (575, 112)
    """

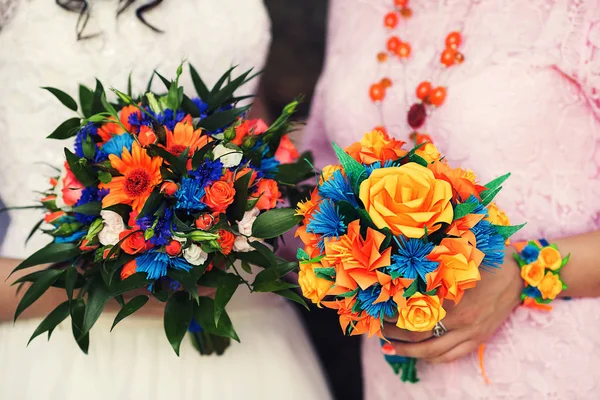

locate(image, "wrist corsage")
(513, 239), (569, 310)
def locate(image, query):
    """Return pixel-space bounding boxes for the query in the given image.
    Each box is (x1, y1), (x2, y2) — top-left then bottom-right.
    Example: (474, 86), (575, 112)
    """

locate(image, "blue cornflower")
(388, 237), (438, 280)
(74, 187), (108, 225)
(188, 159), (224, 187)
(135, 251), (192, 280)
(160, 109), (187, 131)
(318, 169), (358, 207)
(128, 107), (187, 132)
(74, 123), (106, 163)
(128, 107), (153, 129)
(175, 178), (207, 212)
(188, 317), (203, 333)
(306, 199), (346, 250)
(357, 285), (397, 321)
(523, 286), (542, 298)
(521, 244), (540, 264)
(192, 97), (209, 119)
(101, 133), (134, 156)
(471, 220), (505, 269)
(260, 156), (280, 179)
(54, 230), (86, 243)
(136, 209), (176, 246)
(365, 160), (396, 177)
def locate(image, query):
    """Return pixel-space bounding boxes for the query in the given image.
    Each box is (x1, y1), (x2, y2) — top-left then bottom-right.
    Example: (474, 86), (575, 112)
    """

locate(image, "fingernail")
(381, 343), (396, 355)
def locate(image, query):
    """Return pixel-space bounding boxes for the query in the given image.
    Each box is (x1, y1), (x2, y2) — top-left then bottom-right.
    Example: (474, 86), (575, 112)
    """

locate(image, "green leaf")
(240, 260), (252, 274)
(111, 295), (149, 331)
(227, 170), (252, 223)
(164, 291), (194, 356)
(213, 272), (240, 325)
(98, 171), (112, 184)
(70, 299), (89, 354)
(25, 219), (44, 245)
(332, 143), (367, 191)
(64, 148), (97, 187)
(493, 223), (526, 240)
(14, 269), (64, 321)
(72, 201), (102, 216)
(42, 87), (78, 111)
(101, 93), (118, 117)
(231, 250), (271, 269)
(167, 269), (201, 302)
(453, 201), (478, 220)
(253, 261), (297, 286)
(197, 105), (250, 132)
(109, 272), (150, 296)
(47, 118), (81, 140)
(191, 141), (218, 170)
(65, 267), (77, 301)
(137, 188), (164, 219)
(481, 173), (511, 195)
(28, 300), (70, 345)
(276, 159), (314, 185)
(249, 241), (278, 268)
(253, 279), (298, 292)
(189, 64), (210, 100)
(127, 72), (133, 97)
(273, 289), (309, 310)
(79, 85), (94, 118)
(211, 66), (237, 93)
(80, 278), (110, 338)
(194, 297), (240, 342)
(251, 208), (302, 239)
(91, 79), (106, 115)
(181, 94), (200, 118)
(208, 69), (253, 111)
(10, 243), (81, 276)
(150, 145), (187, 176)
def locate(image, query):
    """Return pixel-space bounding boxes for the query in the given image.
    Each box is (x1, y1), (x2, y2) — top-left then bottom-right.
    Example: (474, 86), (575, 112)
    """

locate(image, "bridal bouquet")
(8, 64), (311, 356)
(295, 130), (524, 382)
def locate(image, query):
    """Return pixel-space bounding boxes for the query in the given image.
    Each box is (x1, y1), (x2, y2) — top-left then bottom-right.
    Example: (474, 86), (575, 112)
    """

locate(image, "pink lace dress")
(304, 0), (600, 398)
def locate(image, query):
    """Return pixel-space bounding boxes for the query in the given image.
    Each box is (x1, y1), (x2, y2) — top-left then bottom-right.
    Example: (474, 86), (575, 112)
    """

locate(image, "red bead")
(416, 81), (432, 101)
(381, 77), (393, 88)
(165, 240), (182, 256)
(440, 48), (457, 67)
(407, 103), (427, 129)
(445, 31), (462, 49)
(384, 12), (399, 29)
(394, 0), (409, 8)
(399, 7), (413, 18)
(369, 83), (386, 102)
(455, 52), (465, 64)
(430, 87), (447, 107)
(381, 343), (396, 355)
(397, 41), (411, 58)
(377, 52), (388, 62)
(387, 36), (402, 53)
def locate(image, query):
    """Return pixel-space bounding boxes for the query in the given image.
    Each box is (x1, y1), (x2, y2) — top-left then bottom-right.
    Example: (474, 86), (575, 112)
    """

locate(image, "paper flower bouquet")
(295, 130), (523, 382)
(7, 64), (312, 356)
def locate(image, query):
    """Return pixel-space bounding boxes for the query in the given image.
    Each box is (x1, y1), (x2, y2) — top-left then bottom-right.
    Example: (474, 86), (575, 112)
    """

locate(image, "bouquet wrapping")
(7, 64), (313, 356)
(296, 130), (524, 382)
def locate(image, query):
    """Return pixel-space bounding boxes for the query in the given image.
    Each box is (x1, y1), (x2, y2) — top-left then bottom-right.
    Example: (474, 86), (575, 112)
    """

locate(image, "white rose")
(183, 244), (208, 266)
(98, 210), (126, 246)
(233, 235), (253, 253)
(213, 144), (243, 168)
(237, 207), (260, 237)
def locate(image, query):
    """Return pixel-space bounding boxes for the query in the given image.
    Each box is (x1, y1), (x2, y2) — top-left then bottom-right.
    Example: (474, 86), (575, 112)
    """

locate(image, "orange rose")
(345, 129), (406, 165)
(538, 247), (562, 271)
(218, 229), (235, 255)
(298, 262), (334, 306)
(538, 272), (563, 300)
(274, 135), (300, 164)
(138, 126), (158, 147)
(396, 293), (446, 332)
(295, 226), (321, 258)
(119, 229), (146, 255)
(252, 179), (281, 211)
(236, 167), (258, 187)
(202, 180), (236, 213)
(521, 260), (545, 287)
(232, 119), (268, 146)
(359, 163), (453, 238)
(427, 237), (484, 303)
(120, 260), (138, 280)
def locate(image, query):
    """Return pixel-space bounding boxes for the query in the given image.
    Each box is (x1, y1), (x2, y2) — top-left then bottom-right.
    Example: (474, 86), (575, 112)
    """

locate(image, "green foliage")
(42, 87), (78, 111)
(111, 295), (149, 331)
(163, 291), (194, 356)
(251, 208), (302, 239)
(47, 118), (81, 140)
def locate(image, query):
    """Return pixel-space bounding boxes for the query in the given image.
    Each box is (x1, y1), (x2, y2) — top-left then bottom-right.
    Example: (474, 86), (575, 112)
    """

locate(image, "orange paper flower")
(359, 163), (453, 238)
(415, 143), (441, 163)
(429, 161), (485, 202)
(521, 260), (545, 287)
(100, 142), (163, 213)
(538, 271), (563, 300)
(345, 129), (406, 164)
(538, 247), (562, 271)
(298, 262), (334, 306)
(396, 293), (446, 332)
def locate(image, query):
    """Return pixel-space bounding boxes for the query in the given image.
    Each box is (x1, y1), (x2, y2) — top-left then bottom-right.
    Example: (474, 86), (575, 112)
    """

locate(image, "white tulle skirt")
(0, 288), (332, 400)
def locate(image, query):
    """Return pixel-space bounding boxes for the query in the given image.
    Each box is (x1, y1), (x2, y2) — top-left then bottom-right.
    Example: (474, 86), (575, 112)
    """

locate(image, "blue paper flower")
(306, 199), (346, 250)
(318, 169), (358, 207)
(135, 251), (192, 281)
(523, 286), (542, 298)
(471, 220), (505, 269)
(101, 133), (134, 156)
(521, 244), (540, 264)
(175, 178), (207, 212)
(388, 237), (438, 280)
(357, 285), (397, 320)
(365, 160), (396, 177)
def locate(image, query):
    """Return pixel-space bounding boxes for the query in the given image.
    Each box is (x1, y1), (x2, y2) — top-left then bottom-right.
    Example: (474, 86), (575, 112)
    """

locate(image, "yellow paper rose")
(359, 163), (453, 238)
(345, 129), (406, 164)
(298, 262), (334, 306)
(538, 247), (562, 271)
(396, 293), (446, 332)
(320, 165), (343, 183)
(486, 202), (510, 226)
(521, 260), (545, 287)
(415, 143), (441, 163)
(538, 271), (563, 300)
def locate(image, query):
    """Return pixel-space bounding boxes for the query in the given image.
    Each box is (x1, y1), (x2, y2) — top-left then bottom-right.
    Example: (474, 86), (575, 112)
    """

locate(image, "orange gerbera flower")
(164, 121), (210, 157)
(98, 117), (125, 143)
(100, 142), (163, 213)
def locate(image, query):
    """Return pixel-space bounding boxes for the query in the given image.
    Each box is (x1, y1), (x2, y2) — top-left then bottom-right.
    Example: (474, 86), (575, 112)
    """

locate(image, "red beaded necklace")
(369, 0), (470, 142)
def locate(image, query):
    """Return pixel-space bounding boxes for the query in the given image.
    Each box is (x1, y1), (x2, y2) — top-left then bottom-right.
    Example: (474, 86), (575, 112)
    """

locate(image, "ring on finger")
(432, 320), (448, 338)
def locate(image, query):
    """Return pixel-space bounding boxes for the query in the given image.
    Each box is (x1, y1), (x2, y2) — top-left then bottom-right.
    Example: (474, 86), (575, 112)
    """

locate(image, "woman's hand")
(382, 250), (522, 363)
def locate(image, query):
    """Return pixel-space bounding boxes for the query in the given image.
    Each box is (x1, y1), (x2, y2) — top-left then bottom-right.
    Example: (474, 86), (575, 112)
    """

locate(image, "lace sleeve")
(0, 0), (18, 31)
(558, 0), (600, 120)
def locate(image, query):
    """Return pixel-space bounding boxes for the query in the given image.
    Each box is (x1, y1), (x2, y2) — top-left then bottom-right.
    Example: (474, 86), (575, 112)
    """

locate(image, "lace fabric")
(303, 0), (600, 398)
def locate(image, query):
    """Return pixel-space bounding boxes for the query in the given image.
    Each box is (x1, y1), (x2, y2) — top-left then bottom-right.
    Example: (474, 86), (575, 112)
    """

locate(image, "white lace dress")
(0, 1), (331, 399)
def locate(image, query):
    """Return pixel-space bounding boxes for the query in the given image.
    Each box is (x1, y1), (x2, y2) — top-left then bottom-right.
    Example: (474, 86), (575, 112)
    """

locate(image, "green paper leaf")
(10, 243), (81, 276)
(193, 297), (240, 342)
(482, 173), (511, 194)
(213, 272), (240, 325)
(332, 142), (367, 191)
(453, 201), (478, 220)
(251, 208), (302, 239)
(408, 153), (429, 167)
(480, 186), (502, 207)
(164, 291), (194, 356)
(189, 64), (210, 101)
(14, 269), (64, 321)
(47, 118), (81, 140)
(403, 280), (419, 298)
(560, 253), (571, 268)
(274, 289), (309, 310)
(111, 295), (149, 331)
(79, 85), (94, 118)
(28, 300), (70, 345)
(42, 87), (78, 111)
(227, 170), (252, 223)
(492, 223), (526, 240)
(70, 299), (89, 354)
